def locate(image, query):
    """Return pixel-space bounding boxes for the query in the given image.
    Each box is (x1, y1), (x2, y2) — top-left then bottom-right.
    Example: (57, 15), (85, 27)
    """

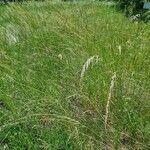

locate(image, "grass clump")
(0, 1), (150, 149)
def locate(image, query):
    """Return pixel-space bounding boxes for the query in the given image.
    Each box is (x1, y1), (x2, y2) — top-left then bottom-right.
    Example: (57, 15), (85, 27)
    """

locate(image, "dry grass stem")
(80, 55), (99, 82)
(105, 72), (116, 132)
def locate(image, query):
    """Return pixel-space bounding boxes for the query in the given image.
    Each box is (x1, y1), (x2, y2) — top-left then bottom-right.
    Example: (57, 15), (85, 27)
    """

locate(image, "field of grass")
(0, 1), (150, 149)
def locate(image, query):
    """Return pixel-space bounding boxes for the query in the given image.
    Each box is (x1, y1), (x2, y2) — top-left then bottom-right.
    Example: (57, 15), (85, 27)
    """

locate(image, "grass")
(0, 1), (150, 149)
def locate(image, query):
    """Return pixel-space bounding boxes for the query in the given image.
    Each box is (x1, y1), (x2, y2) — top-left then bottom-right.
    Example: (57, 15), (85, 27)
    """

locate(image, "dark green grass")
(0, 1), (150, 149)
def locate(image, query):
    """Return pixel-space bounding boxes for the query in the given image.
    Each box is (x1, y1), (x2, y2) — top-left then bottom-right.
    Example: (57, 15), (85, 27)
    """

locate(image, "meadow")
(0, 1), (150, 149)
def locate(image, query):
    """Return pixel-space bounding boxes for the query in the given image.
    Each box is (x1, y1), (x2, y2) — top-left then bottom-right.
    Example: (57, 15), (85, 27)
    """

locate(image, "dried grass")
(105, 72), (116, 132)
(80, 55), (99, 82)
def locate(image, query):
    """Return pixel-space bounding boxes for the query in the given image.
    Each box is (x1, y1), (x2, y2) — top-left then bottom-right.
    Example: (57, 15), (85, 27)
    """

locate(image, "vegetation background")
(0, 0), (150, 149)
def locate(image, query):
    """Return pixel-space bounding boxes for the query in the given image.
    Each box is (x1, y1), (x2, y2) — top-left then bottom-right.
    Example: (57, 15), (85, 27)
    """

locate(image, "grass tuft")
(0, 1), (150, 149)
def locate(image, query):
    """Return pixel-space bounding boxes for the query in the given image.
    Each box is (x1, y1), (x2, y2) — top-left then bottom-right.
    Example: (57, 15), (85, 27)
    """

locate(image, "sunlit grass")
(0, 1), (150, 149)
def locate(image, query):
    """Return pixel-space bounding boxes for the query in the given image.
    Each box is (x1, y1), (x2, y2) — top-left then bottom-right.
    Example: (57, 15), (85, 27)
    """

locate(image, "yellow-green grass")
(0, 1), (150, 149)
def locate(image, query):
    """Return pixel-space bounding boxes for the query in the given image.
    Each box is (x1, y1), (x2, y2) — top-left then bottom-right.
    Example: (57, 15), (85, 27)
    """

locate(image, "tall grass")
(0, 1), (150, 149)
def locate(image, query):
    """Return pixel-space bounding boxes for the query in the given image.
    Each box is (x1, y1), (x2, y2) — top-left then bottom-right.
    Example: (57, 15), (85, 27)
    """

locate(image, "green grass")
(0, 1), (150, 149)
